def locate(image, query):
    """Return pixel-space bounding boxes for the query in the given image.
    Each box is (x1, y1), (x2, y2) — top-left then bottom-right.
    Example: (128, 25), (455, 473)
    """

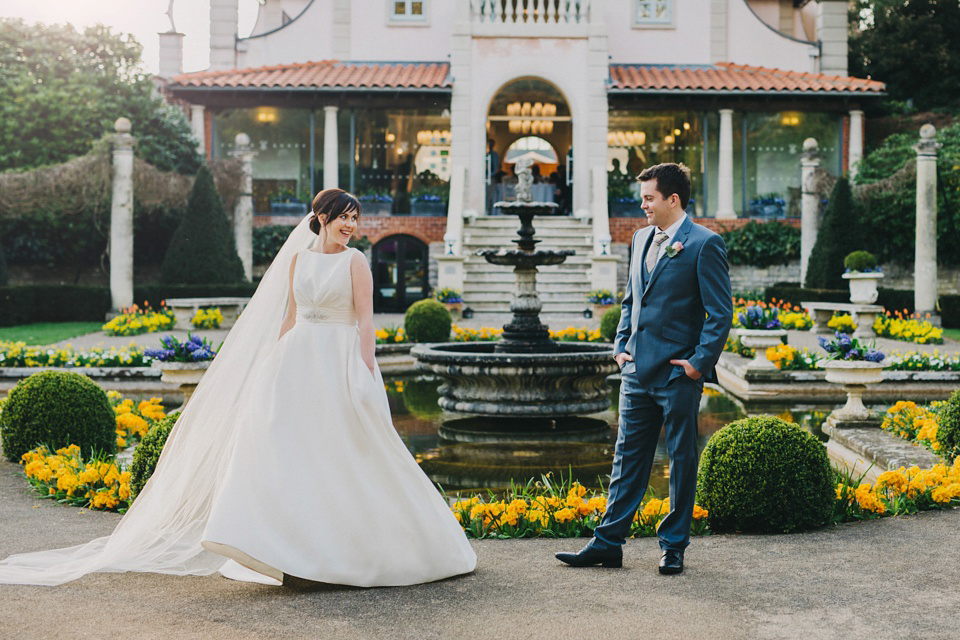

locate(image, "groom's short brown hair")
(637, 163), (691, 210)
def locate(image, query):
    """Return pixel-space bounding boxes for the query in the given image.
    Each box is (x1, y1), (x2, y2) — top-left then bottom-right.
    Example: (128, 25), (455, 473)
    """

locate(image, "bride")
(0, 188), (476, 587)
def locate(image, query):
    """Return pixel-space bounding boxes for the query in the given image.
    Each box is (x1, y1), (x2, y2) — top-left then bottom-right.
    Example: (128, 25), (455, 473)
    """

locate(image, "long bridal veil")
(0, 216), (317, 586)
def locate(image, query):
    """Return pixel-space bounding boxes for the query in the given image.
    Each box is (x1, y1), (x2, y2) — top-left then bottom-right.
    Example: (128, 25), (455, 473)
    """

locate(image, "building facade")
(164, 0), (883, 314)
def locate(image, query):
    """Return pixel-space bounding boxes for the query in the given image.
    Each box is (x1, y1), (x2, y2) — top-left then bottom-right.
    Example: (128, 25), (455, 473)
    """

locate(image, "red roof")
(609, 62), (885, 95)
(171, 61), (451, 90)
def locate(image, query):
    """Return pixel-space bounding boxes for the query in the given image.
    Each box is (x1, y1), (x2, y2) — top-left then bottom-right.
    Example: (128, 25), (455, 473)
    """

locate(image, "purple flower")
(865, 350), (885, 363)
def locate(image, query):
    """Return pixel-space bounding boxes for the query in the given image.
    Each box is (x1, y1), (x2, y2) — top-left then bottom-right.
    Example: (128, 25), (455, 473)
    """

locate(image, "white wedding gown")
(200, 247), (476, 586)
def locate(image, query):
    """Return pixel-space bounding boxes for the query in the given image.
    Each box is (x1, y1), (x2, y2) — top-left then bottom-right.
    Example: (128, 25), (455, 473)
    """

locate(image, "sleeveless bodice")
(294, 248), (358, 326)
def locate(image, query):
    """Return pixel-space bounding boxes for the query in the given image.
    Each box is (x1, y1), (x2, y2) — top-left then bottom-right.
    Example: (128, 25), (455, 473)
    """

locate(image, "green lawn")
(0, 322), (103, 345)
(943, 328), (960, 343)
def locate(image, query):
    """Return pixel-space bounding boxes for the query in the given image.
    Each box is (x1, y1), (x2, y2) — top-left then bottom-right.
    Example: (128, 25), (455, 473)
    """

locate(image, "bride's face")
(322, 208), (360, 248)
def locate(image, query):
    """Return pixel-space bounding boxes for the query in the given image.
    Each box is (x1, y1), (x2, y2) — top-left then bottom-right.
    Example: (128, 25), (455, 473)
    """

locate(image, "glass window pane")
(411, 2), (423, 15)
(607, 110), (703, 217)
(743, 112), (841, 219)
(394, 2), (406, 16)
(214, 108), (313, 217)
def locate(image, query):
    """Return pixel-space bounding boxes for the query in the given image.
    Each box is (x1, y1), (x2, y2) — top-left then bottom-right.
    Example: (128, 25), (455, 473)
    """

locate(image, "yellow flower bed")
(102, 304), (175, 336)
(451, 479), (709, 539)
(108, 390), (166, 449)
(874, 312), (943, 344)
(764, 343), (820, 371)
(835, 459), (960, 519)
(0, 341), (150, 368)
(191, 307), (223, 329)
(452, 325), (502, 342)
(549, 326), (604, 343)
(827, 313), (856, 334)
(21, 445), (133, 513)
(880, 400), (945, 457)
(375, 326), (407, 343)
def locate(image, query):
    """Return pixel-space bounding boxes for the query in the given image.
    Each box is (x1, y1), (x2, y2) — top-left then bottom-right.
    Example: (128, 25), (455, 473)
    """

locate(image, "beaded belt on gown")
(296, 307), (358, 326)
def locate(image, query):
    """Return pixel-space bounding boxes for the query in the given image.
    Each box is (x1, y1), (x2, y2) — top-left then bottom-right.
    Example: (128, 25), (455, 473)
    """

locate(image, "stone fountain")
(411, 157), (619, 442)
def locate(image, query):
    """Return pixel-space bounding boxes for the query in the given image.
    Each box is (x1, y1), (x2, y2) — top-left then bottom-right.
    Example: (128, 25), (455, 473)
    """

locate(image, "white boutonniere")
(664, 241), (683, 258)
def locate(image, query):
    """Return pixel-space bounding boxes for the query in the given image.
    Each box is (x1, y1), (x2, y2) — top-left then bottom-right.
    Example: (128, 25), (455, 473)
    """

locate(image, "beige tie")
(645, 230), (669, 273)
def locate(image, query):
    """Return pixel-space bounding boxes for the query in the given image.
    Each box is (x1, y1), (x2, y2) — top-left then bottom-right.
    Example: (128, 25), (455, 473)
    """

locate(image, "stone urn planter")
(843, 272), (884, 305)
(153, 361), (210, 407)
(736, 329), (787, 369)
(820, 359), (885, 425)
(443, 302), (463, 321)
(592, 303), (615, 320)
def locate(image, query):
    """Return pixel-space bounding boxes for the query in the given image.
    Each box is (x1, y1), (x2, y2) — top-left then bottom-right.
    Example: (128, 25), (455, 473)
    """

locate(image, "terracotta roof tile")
(609, 62), (885, 95)
(171, 60), (451, 90)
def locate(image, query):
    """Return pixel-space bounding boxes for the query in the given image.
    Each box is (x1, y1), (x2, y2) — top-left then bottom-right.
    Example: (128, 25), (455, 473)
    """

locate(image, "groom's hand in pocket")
(614, 352), (634, 368)
(670, 359), (702, 380)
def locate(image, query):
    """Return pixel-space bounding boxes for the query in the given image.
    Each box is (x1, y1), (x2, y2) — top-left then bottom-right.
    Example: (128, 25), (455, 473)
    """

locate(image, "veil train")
(0, 216), (316, 586)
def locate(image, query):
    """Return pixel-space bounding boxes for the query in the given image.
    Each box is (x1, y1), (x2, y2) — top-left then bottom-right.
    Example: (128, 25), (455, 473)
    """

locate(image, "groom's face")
(640, 178), (678, 229)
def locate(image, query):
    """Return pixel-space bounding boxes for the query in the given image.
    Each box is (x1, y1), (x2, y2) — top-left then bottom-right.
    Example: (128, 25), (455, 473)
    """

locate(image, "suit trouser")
(589, 371), (703, 553)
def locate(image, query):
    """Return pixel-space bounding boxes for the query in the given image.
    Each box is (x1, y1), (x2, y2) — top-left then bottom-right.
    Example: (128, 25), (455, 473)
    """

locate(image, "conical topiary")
(804, 177), (859, 291)
(160, 164), (244, 284)
(0, 234), (8, 286)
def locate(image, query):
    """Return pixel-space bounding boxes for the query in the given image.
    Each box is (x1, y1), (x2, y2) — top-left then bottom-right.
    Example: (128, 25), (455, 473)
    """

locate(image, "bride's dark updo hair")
(309, 188), (362, 235)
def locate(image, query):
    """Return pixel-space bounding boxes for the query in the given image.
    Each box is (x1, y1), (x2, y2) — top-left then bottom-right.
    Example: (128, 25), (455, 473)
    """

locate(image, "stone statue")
(515, 156), (534, 202)
(165, 0), (177, 33)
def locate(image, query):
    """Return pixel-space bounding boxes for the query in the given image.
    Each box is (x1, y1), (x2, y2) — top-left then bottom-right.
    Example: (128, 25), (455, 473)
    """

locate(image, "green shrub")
(599, 305), (622, 342)
(935, 390), (960, 463)
(0, 236), (7, 286)
(940, 295), (960, 328)
(0, 371), (115, 462)
(402, 378), (442, 419)
(843, 250), (878, 272)
(805, 177), (860, 290)
(130, 411), (181, 499)
(404, 298), (452, 342)
(720, 221), (801, 267)
(161, 164), (244, 285)
(877, 288), (915, 316)
(696, 415), (834, 533)
(253, 225), (292, 264)
(0, 285), (112, 327)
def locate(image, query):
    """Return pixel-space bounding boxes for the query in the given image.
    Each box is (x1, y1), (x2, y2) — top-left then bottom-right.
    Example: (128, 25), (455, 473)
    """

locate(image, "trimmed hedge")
(0, 371), (116, 462)
(696, 415), (834, 533)
(937, 391), (960, 463)
(763, 284), (848, 307)
(0, 283), (260, 327)
(719, 221), (801, 268)
(404, 298), (452, 343)
(161, 165), (245, 285)
(0, 285), (112, 327)
(600, 305), (622, 342)
(130, 411), (181, 499)
(941, 295), (960, 328)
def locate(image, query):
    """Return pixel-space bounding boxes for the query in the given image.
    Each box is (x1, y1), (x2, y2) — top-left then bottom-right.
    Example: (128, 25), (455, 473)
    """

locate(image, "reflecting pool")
(386, 376), (837, 496)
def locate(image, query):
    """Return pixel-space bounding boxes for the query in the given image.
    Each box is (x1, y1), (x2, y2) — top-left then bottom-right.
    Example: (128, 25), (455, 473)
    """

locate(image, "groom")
(557, 163), (732, 574)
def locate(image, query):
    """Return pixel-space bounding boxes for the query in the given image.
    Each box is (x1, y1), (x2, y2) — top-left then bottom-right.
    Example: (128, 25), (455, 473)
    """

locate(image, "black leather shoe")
(658, 549), (684, 575)
(555, 545), (623, 568)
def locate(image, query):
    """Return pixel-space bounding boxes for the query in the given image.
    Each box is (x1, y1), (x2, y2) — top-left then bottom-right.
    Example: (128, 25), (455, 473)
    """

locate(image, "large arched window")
(372, 235), (429, 312)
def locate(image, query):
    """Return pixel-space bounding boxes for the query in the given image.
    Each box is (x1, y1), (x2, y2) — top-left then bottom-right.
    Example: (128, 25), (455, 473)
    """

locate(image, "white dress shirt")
(653, 213), (687, 263)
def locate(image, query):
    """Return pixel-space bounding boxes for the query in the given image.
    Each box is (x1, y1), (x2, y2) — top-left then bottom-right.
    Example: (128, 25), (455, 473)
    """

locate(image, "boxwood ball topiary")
(404, 298), (452, 343)
(696, 415), (834, 533)
(935, 390), (960, 463)
(0, 371), (116, 462)
(600, 305), (622, 342)
(130, 411), (181, 499)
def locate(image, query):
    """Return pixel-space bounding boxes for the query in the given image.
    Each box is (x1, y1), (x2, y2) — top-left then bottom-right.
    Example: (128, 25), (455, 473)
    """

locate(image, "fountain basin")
(411, 342), (618, 417)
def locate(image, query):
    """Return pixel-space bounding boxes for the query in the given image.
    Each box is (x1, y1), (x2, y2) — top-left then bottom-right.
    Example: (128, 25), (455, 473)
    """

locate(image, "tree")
(0, 19), (200, 173)
(849, 0), (960, 112)
(805, 177), (859, 291)
(161, 165), (245, 285)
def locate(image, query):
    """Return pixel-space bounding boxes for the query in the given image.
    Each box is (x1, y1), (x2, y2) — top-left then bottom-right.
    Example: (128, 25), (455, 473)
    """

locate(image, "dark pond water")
(386, 376), (838, 496)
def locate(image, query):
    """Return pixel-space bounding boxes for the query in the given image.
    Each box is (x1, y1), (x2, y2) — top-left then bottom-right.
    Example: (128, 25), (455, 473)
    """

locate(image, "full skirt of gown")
(200, 249), (476, 586)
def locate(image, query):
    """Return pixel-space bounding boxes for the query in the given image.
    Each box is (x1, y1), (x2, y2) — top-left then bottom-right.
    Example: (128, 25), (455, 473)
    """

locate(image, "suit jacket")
(614, 216), (733, 388)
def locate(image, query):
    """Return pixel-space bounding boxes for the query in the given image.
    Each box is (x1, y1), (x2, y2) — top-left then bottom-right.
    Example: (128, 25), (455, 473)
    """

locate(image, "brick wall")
(609, 217), (801, 243)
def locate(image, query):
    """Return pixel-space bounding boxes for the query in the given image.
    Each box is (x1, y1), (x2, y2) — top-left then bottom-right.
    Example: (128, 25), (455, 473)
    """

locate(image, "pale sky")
(2, 0), (259, 74)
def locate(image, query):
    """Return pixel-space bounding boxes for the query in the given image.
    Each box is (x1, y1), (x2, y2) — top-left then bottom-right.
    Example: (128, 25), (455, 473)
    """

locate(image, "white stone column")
(716, 108), (736, 218)
(231, 133), (255, 282)
(190, 104), (205, 156)
(915, 124), (940, 318)
(110, 118), (136, 312)
(209, 0), (238, 71)
(157, 31), (184, 80)
(800, 138), (820, 286)
(323, 106), (339, 189)
(848, 109), (864, 180)
(590, 166), (618, 292)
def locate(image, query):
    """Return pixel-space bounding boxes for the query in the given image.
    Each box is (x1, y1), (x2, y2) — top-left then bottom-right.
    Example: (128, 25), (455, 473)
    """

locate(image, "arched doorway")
(486, 77), (572, 215)
(372, 234), (429, 312)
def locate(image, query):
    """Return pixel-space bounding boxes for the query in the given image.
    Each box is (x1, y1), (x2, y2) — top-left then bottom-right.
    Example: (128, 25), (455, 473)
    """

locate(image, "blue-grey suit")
(591, 216), (733, 554)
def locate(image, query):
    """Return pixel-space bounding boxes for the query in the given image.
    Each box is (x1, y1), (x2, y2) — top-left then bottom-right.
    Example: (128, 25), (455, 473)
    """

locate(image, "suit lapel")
(642, 216), (692, 302)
